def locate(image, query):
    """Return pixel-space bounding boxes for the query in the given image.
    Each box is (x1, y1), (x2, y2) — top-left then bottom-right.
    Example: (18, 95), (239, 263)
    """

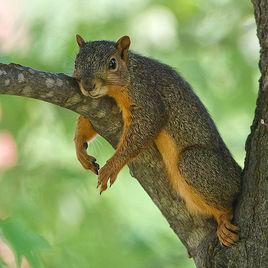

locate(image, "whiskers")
(90, 136), (104, 157)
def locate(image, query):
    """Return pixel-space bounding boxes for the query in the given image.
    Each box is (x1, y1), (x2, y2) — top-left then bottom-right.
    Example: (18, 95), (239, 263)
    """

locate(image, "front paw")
(76, 149), (99, 175)
(97, 162), (119, 194)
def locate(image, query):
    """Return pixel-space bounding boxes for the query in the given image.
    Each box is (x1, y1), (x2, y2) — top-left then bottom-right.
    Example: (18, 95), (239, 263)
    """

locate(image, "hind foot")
(216, 214), (239, 247)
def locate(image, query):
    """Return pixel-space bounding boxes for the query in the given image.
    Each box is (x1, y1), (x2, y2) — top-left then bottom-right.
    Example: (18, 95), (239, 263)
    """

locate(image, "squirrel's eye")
(108, 58), (117, 70)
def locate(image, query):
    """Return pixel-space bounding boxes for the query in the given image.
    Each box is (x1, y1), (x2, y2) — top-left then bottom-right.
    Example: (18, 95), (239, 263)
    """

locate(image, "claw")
(216, 214), (239, 247)
(109, 176), (117, 187)
(77, 150), (100, 174)
(96, 162), (120, 194)
(83, 142), (88, 150)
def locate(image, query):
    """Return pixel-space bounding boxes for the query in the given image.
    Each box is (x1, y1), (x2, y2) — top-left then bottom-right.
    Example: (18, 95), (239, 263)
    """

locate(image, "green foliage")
(0, 260), (7, 268)
(0, 0), (257, 267)
(0, 218), (49, 267)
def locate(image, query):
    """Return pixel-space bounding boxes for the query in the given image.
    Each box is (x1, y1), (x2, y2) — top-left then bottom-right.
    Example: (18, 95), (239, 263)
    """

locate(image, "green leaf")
(0, 217), (50, 268)
(0, 259), (8, 268)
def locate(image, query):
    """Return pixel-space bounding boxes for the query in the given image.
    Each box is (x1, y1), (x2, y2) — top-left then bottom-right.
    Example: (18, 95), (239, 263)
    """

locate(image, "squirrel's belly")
(155, 130), (227, 217)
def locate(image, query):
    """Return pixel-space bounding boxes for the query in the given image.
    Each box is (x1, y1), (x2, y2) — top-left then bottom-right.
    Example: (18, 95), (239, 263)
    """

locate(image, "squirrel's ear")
(76, 34), (86, 48)
(116, 36), (131, 62)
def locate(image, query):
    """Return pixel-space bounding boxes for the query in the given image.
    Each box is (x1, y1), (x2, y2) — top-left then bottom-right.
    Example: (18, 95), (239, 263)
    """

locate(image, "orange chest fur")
(107, 86), (133, 126)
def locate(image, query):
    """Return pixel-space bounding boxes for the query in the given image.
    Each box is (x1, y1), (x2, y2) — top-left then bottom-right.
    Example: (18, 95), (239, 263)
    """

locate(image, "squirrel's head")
(73, 34), (131, 99)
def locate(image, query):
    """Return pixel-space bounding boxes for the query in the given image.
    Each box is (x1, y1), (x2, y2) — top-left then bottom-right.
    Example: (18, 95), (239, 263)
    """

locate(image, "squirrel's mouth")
(88, 86), (108, 99)
(78, 82), (108, 99)
(88, 92), (105, 99)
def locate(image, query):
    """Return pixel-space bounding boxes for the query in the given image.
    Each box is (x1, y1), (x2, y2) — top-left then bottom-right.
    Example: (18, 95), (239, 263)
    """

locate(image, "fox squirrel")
(73, 35), (241, 247)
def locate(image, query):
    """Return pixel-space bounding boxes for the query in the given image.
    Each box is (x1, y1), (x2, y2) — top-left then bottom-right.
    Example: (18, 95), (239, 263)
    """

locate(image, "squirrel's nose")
(82, 80), (96, 92)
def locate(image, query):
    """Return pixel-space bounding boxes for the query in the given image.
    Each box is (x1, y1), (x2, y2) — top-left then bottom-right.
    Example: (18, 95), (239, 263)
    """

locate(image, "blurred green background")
(0, 0), (259, 267)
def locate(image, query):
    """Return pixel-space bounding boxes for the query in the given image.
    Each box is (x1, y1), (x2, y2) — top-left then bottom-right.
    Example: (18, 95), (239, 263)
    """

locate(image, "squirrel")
(73, 34), (241, 247)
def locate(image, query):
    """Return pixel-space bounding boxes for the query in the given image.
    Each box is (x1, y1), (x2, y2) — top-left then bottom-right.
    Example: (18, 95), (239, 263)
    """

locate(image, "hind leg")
(179, 147), (240, 246)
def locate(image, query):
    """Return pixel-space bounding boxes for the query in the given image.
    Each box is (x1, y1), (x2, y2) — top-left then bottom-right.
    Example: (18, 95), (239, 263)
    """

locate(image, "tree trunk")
(0, 0), (267, 267)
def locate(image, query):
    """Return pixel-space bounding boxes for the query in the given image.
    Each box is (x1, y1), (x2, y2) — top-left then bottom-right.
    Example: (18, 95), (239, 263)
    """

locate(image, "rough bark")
(0, 1), (267, 267)
(210, 0), (268, 266)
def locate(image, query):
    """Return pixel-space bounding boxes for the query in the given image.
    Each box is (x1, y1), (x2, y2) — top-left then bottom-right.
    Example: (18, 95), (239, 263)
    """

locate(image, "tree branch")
(0, 62), (219, 266)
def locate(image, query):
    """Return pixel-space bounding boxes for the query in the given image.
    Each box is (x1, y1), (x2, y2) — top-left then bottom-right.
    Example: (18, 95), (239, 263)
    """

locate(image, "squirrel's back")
(128, 52), (226, 148)
(128, 51), (241, 208)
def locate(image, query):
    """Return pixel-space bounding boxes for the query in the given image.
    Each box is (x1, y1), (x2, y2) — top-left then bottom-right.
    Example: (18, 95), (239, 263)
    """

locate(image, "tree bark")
(0, 1), (267, 267)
